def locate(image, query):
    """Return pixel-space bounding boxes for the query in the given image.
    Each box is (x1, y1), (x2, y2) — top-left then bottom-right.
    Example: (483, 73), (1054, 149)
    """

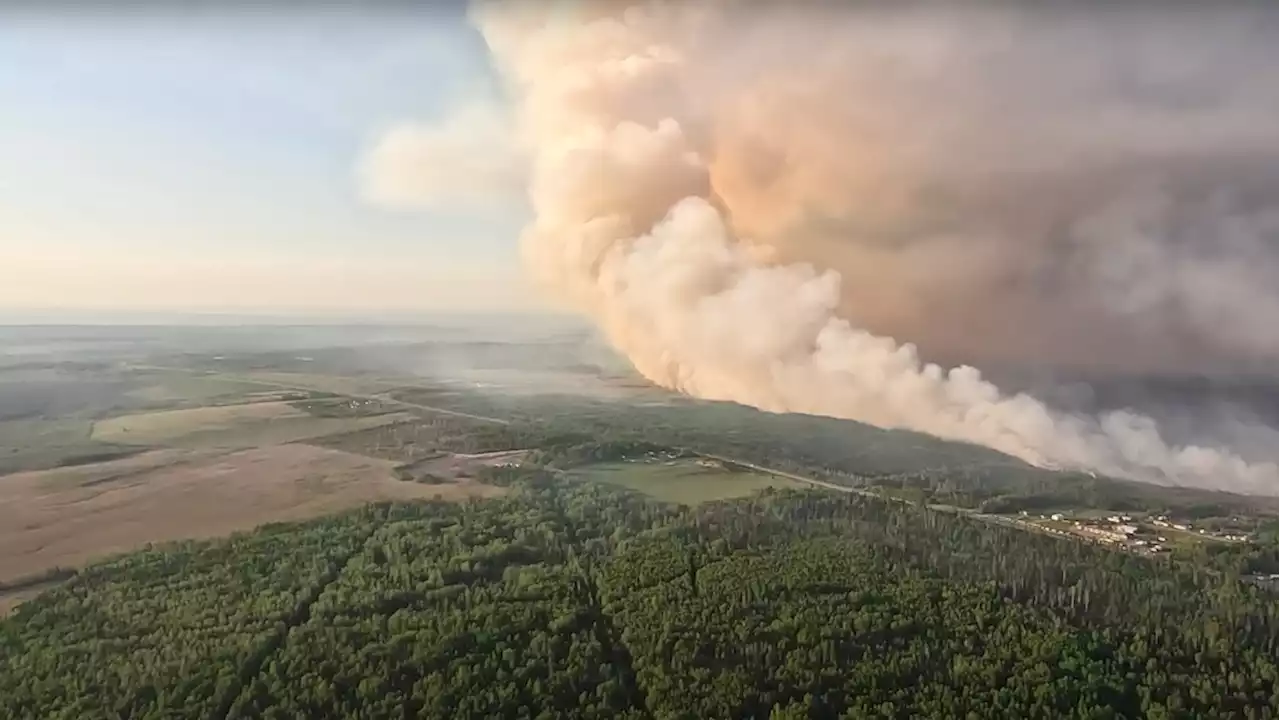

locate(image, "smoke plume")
(369, 0), (1279, 493)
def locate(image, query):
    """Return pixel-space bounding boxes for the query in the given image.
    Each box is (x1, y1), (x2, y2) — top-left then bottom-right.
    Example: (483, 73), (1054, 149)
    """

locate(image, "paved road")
(371, 393), (512, 426)
(693, 452), (1086, 543)
(695, 453), (880, 498)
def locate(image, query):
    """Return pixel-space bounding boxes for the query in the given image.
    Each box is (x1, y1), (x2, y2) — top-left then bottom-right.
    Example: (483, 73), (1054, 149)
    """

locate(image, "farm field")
(231, 370), (400, 396)
(0, 365), (319, 473)
(0, 417), (92, 447)
(0, 418), (141, 475)
(121, 371), (296, 406)
(91, 401), (410, 449)
(0, 443), (500, 584)
(572, 457), (803, 505)
(311, 415), (524, 463)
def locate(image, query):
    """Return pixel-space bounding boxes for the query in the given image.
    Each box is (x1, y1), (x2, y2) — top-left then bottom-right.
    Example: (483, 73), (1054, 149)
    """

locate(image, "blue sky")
(0, 9), (536, 317)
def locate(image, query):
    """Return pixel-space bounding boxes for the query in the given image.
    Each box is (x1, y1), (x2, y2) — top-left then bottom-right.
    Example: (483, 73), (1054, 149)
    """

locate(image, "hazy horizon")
(0, 8), (541, 316)
(2, 3), (1275, 492)
(0, 307), (581, 327)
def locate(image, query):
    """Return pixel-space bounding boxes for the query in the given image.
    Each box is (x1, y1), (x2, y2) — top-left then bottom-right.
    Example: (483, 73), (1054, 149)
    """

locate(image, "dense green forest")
(1, 471), (1274, 720)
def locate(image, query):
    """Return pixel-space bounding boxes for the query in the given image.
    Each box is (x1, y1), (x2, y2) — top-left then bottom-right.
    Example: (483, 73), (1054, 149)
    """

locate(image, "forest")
(386, 386), (1277, 519)
(1, 468), (1275, 720)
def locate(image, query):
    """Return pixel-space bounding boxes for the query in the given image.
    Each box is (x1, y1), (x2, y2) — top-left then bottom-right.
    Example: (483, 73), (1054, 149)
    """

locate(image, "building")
(1116, 525), (1138, 536)
(1050, 513), (1064, 521)
(1080, 525), (1127, 543)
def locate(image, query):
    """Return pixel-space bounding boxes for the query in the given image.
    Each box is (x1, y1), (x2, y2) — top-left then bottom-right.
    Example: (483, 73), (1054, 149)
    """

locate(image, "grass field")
(233, 371), (397, 396)
(572, 457), (802, 505)
(0, 418), (144, 475)
(123, 372), (295, 406)
(91, 401), (410, 449)
(0, 417), (92, 448)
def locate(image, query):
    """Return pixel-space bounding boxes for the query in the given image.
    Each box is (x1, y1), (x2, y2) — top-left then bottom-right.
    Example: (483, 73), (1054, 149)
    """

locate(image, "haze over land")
(2, 2), (1275, 494)
(366, 1), (1278, 493)
(2, 7), (1278, 718)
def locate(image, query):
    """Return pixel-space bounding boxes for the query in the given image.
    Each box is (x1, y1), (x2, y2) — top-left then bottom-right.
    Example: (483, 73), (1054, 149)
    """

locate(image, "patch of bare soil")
(0, 444), (503, 583)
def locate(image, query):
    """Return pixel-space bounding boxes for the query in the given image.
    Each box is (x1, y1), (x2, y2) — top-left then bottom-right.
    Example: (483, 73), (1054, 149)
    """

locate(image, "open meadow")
(0, 364), (320, 473)
(571, 456), (803, 505)
(0, 356), (511, 604)
(90, 400), (409, 449)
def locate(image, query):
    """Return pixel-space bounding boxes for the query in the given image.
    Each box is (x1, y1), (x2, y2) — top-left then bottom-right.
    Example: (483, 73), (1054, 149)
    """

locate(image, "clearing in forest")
(573, 456), (802, 505)
(0, 444), (502, 584)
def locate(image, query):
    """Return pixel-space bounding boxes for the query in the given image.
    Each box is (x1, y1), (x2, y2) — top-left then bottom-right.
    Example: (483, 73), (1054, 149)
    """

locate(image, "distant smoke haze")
(365, 0), (1278, 493)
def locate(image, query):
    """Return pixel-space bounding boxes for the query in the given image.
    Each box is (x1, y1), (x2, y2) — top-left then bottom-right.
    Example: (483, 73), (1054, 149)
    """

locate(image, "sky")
(0, 7), (539, 319)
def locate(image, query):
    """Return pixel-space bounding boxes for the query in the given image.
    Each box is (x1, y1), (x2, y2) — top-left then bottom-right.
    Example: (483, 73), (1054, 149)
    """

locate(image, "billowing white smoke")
(368, 0), (1278, 493)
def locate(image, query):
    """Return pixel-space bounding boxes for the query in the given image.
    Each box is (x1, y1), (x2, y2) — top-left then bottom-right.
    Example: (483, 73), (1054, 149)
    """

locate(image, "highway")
(693, 452), (1083, 543)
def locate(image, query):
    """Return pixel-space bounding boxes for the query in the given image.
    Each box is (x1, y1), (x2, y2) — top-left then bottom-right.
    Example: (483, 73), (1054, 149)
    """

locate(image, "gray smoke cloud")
(366, 0), (1278, 493)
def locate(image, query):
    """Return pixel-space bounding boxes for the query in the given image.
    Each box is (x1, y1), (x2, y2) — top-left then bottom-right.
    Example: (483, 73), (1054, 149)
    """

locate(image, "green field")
(124, 372), (302, 406)
(91, 402), (411, 450)
(234, 371), (398, 396)
(572, 457), (802, 504)
(0, 418), (142, 475)
(0, 418), (92, 448)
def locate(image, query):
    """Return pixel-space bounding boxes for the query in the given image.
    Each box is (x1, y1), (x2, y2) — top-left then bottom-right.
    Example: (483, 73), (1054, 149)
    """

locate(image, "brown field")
(0, 444), (503, 583)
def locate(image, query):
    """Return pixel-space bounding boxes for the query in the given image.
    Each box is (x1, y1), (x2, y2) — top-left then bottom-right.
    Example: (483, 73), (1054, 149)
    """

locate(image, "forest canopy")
(1, 470), (1275, 720)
